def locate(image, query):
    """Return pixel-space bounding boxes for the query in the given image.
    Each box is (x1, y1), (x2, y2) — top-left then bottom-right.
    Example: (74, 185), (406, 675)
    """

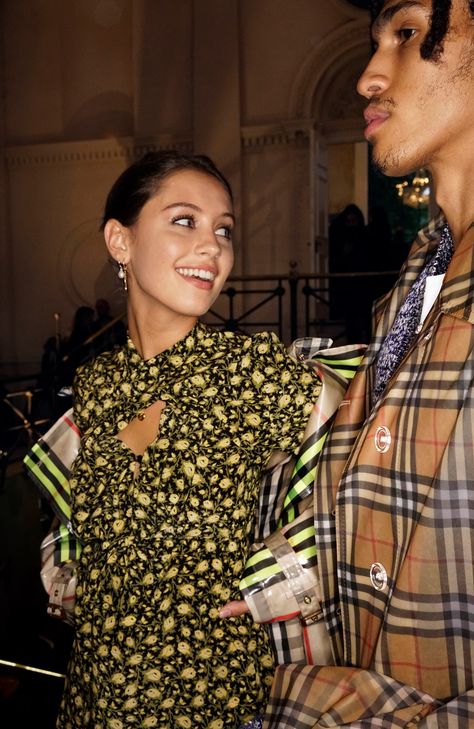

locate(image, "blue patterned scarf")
(373, 224), (454, 403)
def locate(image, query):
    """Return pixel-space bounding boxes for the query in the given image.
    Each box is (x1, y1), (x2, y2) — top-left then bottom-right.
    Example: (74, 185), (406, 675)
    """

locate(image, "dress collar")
(124, 321), (203, 367)
(113, 321), (230, 418)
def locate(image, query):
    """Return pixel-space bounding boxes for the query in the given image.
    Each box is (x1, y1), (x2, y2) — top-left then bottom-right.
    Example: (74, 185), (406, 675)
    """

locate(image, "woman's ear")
(104, 219), (130, 264)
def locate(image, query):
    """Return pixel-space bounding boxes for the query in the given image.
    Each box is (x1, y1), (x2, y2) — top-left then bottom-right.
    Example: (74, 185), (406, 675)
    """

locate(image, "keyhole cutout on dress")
(116, 400), (165, 457)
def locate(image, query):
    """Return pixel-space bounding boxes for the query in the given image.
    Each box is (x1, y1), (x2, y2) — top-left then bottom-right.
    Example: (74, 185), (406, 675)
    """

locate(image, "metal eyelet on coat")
(369, 562), (388, 591)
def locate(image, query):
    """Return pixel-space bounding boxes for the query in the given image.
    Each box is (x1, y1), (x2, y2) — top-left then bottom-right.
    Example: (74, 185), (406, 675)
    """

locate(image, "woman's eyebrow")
(162, 201), (235, 222)
(163, 201), (201, 213)
(372, 1), (426, 39)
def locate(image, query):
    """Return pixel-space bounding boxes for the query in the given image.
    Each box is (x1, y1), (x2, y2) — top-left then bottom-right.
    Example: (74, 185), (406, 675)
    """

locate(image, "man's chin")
(371, 148), (417, 178)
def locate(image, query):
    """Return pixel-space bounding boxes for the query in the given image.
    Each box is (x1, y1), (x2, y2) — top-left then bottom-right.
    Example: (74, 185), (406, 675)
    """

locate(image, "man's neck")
(430, 158), (474, 245)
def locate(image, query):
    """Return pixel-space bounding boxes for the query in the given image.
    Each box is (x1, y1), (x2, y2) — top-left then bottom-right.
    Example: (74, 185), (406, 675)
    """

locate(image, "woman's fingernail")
(219, 608), (231, 618)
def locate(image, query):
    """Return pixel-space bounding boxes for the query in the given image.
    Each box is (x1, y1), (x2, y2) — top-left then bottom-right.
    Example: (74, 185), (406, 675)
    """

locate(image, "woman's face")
(110, 169), (235, 325)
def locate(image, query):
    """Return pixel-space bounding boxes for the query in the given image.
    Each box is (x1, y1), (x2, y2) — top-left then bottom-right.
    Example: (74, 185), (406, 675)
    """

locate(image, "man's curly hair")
(370, 0), (474, 61)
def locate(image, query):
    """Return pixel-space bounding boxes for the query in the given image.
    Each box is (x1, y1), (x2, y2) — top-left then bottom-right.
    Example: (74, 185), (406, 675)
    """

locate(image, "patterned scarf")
(373, 224), (454, 403)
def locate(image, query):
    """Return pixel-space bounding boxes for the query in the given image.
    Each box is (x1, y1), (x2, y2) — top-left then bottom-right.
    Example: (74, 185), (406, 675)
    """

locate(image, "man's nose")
(357, 55), (390, 99)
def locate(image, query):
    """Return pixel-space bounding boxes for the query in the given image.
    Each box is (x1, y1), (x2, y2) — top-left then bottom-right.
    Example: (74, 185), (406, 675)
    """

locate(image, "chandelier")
(395, 169), (430, 209)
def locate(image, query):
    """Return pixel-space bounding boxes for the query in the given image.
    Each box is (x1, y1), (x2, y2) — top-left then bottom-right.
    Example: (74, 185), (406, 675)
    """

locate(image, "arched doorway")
(289, 17), (371, 271)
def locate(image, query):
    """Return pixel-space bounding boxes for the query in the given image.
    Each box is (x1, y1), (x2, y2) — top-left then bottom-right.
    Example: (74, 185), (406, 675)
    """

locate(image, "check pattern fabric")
(251, 340), (362, 541)
(252, 337), (333, 540)
(264, 215), (474, 727)
(24, 409), (82, 564)
(242, 342), (365, 666)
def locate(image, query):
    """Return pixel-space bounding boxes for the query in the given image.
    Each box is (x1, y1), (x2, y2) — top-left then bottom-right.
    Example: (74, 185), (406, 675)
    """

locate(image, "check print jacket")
(265, 215), (474, 728)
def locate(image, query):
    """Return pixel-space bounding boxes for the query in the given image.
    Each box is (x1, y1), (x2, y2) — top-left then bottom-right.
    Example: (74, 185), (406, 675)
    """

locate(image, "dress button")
(369, 562), (388, 591)
(374, 425), (391, 453)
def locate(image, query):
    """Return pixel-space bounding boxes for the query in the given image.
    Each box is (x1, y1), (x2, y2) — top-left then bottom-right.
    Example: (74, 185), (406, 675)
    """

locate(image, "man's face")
(357, 0), (474, 177)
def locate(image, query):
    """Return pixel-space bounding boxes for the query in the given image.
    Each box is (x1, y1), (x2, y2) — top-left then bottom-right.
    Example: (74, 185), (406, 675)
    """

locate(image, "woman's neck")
(126, 307), (198, 359)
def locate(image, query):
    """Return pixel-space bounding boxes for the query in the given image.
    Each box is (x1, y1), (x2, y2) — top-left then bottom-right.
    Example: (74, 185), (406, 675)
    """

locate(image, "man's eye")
(171, 215), (195, 228)
(397, 28), (416, 43)
(216, 225), (233, 240)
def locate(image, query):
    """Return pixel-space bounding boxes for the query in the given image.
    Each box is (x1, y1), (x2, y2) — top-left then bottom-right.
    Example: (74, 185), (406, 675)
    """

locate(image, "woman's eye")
(397, 28), (416, 43)
(216, 225), (233, 241)
(172, 215), (195, 228)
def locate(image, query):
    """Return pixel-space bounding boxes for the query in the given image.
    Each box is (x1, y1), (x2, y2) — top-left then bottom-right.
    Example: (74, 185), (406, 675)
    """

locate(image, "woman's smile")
(175, 266), (218, 288)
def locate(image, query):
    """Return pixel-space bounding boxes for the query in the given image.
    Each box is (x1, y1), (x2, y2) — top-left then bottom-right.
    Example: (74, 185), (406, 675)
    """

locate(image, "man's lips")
(363, 106), (391, 138)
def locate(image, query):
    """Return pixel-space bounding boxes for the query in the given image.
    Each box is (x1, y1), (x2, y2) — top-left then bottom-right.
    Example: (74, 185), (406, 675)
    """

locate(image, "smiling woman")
(104, 164), (235, 358)
(56, 151), (322, 729)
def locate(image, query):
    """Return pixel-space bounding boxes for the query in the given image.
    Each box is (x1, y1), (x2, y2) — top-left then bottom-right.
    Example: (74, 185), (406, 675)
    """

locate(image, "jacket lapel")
(313, 216), (447, 663)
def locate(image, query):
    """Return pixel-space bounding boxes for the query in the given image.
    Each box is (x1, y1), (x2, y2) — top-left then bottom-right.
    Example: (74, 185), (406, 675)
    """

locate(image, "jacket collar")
(358, 215), (444, 411)
(439, 222), (474, 324)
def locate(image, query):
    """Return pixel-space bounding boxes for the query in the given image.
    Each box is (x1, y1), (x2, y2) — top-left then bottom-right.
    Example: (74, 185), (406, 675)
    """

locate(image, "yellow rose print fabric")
(57, 322), (320, 728)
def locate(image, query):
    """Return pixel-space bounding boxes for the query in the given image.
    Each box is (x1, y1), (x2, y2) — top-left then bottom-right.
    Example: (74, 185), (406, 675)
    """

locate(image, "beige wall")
(0, 0), (371, 368)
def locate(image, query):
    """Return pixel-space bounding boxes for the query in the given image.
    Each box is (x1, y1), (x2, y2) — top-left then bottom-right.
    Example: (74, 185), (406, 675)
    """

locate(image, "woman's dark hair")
(370, 0), (474, 61)
(102, 150), (233, 229)
(341, 203), (366, 229)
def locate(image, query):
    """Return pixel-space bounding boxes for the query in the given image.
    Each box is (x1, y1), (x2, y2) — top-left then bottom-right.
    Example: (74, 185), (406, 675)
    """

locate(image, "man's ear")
(104, 219), (130, 264)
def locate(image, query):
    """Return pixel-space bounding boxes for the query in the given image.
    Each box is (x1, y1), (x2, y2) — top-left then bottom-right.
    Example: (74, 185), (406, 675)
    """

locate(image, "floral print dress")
(58, 322), (320, 729)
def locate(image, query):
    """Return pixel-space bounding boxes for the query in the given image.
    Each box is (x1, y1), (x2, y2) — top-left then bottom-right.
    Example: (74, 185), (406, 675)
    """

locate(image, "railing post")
(289, 261), (298, 341)
(225, 287), (237, 331)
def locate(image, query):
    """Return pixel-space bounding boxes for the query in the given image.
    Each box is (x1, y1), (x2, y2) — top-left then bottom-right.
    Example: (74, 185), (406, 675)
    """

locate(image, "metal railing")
(1, 270), (398, 474)
(206, 269), (398, 342)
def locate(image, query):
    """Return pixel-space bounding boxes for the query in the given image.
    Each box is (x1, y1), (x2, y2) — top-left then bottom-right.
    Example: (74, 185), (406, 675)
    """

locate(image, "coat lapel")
(313, 215), (448, 664)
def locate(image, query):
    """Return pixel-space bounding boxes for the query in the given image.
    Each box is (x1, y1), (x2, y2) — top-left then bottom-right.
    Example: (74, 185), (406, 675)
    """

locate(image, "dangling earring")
(117, 261), (128, 292)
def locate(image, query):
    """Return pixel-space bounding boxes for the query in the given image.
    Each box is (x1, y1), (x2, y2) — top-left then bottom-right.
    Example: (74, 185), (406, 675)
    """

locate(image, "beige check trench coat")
(264, 216), (474, 727)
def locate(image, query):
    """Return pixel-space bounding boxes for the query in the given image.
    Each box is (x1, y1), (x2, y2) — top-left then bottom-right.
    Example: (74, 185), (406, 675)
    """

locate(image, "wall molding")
(4, 125), (318, 165)
(5, 135), (193, 168)
(4, 119), (363, 164)
(241, 120), (314, 149)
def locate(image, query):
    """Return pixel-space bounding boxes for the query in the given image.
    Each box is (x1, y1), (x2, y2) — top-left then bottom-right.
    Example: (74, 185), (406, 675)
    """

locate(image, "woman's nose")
(195, 229), (220, 258)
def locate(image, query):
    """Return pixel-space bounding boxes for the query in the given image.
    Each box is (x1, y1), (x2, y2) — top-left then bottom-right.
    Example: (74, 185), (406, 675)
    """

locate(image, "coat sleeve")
(241, 346), (361, 618)
(420, 691), (474, 727)
(263, 664), (439, 728)
(240, 373), (346, 630)
(263, 664), (474, 728)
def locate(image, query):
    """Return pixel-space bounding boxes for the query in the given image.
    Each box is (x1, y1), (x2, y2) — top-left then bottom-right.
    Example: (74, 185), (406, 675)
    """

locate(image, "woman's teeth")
(176, 268), (216, 281)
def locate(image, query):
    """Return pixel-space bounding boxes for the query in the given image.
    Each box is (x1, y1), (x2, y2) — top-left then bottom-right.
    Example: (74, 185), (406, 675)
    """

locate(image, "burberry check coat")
(264, 216), (474, 728)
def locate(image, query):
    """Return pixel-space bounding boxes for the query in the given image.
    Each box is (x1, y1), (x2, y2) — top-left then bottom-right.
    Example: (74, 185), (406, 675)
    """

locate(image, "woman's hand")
(219, 600), (249, 619)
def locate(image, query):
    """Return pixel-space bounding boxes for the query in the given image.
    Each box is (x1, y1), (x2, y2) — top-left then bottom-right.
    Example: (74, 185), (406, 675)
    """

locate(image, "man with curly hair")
(224, 1), (474, 726)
